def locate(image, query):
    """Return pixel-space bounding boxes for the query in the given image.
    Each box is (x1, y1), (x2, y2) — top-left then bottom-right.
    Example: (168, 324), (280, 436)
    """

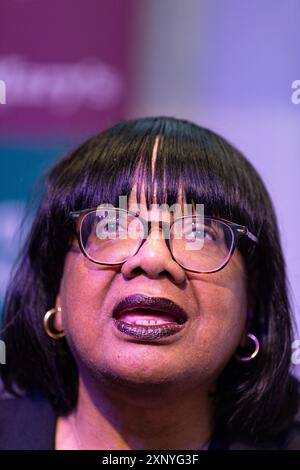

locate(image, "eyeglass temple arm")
(69, 208), (100, 218)
(247, 230), (258, 243)
(236, 226), (258, 244)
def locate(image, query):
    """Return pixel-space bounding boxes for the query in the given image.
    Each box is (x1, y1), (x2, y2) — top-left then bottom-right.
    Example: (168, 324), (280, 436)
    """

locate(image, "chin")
(86, 358), (184, 387)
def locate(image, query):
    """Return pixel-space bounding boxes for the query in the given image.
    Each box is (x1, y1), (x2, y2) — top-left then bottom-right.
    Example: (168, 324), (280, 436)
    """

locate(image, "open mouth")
(112, 294), (188, 340)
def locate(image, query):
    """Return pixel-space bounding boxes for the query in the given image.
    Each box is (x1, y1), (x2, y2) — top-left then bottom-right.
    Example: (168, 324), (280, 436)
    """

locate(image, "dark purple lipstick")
(112, 293), (189, 340)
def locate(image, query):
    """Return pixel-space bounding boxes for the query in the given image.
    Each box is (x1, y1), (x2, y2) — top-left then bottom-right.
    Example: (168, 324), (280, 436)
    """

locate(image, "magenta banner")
(0, 0), (134, 137)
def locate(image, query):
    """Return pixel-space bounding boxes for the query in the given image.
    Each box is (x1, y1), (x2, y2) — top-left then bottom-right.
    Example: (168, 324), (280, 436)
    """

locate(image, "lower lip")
(113, 319), (186, 340)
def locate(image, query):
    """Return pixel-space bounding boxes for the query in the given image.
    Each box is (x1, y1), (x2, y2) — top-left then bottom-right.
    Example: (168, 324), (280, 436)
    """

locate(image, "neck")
(56, 374), (216, 450)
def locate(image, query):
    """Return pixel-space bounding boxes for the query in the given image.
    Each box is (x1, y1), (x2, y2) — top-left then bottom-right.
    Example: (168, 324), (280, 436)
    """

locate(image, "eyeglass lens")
(79, 209), (234, 272)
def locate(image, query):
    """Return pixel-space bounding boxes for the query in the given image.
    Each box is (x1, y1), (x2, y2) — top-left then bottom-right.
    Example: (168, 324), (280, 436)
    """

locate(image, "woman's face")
(56, 166), (248, 400)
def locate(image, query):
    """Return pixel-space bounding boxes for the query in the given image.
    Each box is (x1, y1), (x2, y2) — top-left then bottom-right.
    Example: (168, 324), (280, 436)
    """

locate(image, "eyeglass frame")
(69, 206), (259, 274)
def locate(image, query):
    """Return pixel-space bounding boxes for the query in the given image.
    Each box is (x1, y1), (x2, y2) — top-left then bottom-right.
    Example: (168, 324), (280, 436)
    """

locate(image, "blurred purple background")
(0, 1), (299, 357)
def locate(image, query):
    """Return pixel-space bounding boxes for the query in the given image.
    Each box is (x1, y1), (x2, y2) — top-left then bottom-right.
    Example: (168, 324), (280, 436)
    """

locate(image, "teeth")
(133, 319), (170, 326)
(117, 311), (178, 325)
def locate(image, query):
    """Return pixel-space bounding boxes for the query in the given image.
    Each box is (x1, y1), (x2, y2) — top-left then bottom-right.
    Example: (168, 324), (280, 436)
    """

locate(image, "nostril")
(122, 263), (173, 281)
(129, 267), (145, 277)
(121, 266), (147, 280)
(120, 241), (187, 285)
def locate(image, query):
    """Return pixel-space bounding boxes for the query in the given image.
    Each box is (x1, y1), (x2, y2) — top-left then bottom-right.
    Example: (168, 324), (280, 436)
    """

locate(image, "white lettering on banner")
(0, 55), (124, 113)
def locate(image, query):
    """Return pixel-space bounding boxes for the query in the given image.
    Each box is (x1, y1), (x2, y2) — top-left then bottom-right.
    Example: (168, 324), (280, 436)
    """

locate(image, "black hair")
(1, 116), (299, 442)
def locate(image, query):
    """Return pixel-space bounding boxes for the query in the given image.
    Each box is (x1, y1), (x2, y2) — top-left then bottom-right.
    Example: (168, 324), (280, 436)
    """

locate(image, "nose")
(121, 227), (187, 285)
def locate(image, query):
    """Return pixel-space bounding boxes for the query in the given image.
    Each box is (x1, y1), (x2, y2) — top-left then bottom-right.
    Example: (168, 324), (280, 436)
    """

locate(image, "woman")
(0, 116), (299, 450)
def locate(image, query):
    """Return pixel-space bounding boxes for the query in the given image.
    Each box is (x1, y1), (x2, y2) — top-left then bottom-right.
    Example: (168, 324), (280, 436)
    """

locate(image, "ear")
(238, 305), (255, 349)
(238, 327), (248, 348)
(245, 268), (257, 328)
(238, 283), (255, 349)
(247, 266), (257, 307)
(54, 294), (64, 332)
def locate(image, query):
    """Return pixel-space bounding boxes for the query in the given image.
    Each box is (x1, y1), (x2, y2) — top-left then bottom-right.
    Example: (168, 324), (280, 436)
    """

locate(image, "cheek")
(188, 270), (248, 372)
(58, 253), (113, 348)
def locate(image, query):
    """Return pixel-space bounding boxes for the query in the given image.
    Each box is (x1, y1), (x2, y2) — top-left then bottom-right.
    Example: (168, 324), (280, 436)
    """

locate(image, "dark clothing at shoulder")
(0, 393), (300, 450)
(0, 392), (56, 450)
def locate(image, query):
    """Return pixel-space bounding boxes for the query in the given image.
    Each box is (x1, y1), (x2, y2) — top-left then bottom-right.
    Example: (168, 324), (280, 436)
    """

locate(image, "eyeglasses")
(69, 207), (258, 273)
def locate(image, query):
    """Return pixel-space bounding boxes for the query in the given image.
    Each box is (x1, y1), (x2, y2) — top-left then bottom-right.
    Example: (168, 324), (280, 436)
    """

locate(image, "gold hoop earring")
(43, 307), (65, 339)
(235, 333), (260, 362)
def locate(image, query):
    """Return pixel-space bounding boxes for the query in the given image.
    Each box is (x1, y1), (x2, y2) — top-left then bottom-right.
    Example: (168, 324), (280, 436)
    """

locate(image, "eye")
(183, 221), (216, 242)
(203, 228), (215, 241)
(96, 217), (127, 238)
(193, 227), (216, 241)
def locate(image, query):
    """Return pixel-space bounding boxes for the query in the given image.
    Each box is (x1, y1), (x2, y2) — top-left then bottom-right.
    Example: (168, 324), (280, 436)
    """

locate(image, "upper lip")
(112, 294), (189, 324)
